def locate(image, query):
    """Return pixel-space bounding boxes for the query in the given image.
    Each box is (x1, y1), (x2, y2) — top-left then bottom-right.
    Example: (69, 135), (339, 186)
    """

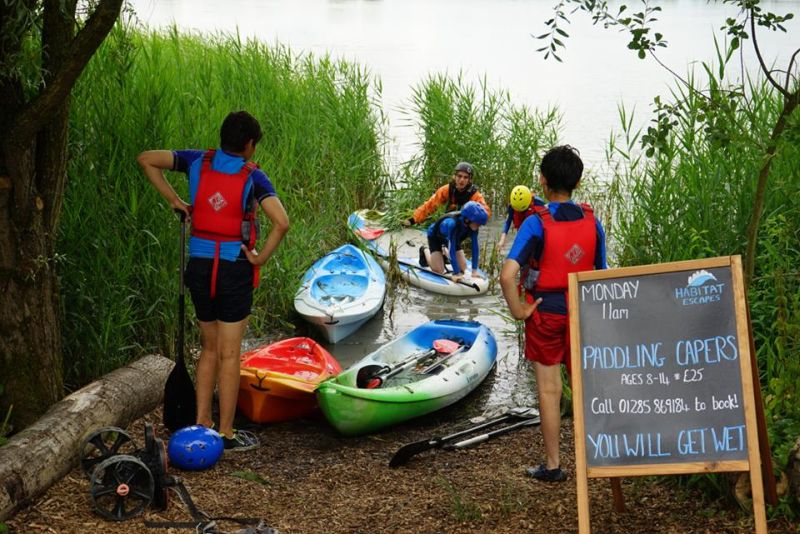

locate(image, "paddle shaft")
(388, 409), (537, 467)
(444, 417), (541, 449)
(365, 348), (437, 388)
(374, 248), (480, 292)
(418, 344), (466, 374)
(177, 210), (185, 365)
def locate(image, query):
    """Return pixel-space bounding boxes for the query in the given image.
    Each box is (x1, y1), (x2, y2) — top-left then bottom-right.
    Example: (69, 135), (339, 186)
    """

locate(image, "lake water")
(130, 0), (798, 169)
(130, 0), (797, 418)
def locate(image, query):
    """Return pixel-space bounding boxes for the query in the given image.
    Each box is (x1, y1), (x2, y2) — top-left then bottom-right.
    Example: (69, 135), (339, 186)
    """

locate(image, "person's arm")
(497, 206), (514, 250)
(469, 190), (492, 219)
(137, 150), (190, 216)
(595, 218), (608, 269)
(470, 230), (480, 273)
(410, 185), (449, 224)
(242, 196), (289, 266)
(500, 259), (540, 320)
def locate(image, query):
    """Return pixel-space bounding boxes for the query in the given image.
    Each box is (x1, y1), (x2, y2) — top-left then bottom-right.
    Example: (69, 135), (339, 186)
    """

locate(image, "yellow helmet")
(510, 185), (532, 212)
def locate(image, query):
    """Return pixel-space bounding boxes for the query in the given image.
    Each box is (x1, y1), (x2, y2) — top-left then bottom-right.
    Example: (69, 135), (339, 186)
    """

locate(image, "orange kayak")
(238, 337), (342, 423)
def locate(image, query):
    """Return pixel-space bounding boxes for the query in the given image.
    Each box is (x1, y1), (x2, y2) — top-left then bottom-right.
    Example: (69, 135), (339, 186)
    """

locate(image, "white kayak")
(348, 209), (489, 296)
(294, 243), (386, 343)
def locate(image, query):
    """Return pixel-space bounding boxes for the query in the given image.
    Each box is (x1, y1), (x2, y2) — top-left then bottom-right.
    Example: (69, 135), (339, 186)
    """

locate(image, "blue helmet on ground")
(167, 425), (224, 471)
(461, 201), (488, 225)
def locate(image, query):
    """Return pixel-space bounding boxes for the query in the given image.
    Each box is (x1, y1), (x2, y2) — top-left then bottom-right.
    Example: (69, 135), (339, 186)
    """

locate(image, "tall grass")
(59, 22), (388, 388)
(393, 73), (562, 220)
(605, 67), (800, 513)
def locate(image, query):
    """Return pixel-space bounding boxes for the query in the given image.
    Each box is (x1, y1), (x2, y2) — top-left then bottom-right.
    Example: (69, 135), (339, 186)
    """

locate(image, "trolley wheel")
(150, 436), (171, 511)
(144, 422), (156, 452)
(89, 455), (154, 521)
(79, 427), (136, 477)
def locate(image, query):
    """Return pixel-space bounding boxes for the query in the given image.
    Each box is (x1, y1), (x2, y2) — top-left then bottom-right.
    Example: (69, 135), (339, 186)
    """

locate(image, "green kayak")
(316, 319), (498, 436)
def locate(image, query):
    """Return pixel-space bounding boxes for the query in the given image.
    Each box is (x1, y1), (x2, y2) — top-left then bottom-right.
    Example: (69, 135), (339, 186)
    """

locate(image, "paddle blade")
(163, 358), (196, 432)
(356, 364), (389, 388)
(355, 227), (385, 240)
(432, 339), (459, 354)
(389, 438), (441, 468)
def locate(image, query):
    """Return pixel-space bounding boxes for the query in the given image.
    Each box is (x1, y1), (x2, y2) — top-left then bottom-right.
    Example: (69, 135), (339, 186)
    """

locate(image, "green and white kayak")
(316, 319), (497, 436)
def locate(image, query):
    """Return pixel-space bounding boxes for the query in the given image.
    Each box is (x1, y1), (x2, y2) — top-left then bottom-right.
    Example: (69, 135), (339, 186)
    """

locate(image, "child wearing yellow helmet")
(497, 185), (544, 251)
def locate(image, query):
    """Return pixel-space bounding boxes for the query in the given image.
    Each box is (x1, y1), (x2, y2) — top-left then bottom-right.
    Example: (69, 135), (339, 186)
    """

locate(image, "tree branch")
(10, 0), (123, 142)
(749, 7), (791, 98)
(786, 47), (800, 90)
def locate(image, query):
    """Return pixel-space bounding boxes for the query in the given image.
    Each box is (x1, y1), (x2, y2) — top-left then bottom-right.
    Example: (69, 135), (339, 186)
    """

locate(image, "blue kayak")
(294, 244), (386, 343)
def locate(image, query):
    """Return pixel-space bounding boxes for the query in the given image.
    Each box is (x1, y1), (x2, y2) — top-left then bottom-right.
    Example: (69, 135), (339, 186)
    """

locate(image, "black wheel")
(89, 455), (154, 521)
(144, 423), (156, 453)
(149, 436), (171, 511)
(79, 427), (136, 477)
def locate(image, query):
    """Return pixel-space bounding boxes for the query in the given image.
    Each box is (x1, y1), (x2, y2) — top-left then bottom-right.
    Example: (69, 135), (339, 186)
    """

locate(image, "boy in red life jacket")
(499, 145), (607, 482)
(402, 161), (492, 226)
(137, 111), (289, 452)
(496, 184), (545, 252)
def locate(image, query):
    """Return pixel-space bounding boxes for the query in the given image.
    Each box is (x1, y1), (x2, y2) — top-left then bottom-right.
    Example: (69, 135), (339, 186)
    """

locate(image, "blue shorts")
(184, 258), (253, 323)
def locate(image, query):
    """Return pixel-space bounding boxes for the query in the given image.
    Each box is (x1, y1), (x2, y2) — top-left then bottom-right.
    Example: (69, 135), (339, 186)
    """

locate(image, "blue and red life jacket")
(512, 204), (537, 230)
(531, 203), (597, 292)
(191, 149), (259, 298)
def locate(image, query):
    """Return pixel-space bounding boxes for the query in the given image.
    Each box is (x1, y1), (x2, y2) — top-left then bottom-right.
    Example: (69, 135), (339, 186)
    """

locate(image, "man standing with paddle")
(500, 145), (606, 482)
(138, 111), (289, 452)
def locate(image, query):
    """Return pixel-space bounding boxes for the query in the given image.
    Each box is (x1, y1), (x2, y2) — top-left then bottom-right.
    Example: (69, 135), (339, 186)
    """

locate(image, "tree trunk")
(0, 162), (64, 429)
(0, 0), (124, 430)
(0, 354), (173, 521)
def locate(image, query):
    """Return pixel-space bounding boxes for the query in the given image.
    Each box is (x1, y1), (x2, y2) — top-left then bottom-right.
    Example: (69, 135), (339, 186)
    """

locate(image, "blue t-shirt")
(506, 200), (607, 314)
(427, 216), (479, 275)
(174, 149), (277, 260)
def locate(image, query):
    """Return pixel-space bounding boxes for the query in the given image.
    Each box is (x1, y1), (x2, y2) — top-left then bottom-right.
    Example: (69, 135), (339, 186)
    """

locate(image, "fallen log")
(0, 354), (173, 521)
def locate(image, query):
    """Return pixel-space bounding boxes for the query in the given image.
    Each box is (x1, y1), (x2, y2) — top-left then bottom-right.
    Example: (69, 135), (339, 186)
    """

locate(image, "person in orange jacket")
(403, 161), (492, 226)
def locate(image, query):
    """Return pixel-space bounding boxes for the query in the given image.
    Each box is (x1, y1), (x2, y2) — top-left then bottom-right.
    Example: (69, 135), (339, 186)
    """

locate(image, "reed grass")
(59, 21), (387, 387)
(605, 65), (800, 504)
(396, 73), (562, 217)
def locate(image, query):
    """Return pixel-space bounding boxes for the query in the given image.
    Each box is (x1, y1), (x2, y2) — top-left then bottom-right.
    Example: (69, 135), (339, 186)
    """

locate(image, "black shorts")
(427, 234), (462, 253)
(185, 257), (254, 323)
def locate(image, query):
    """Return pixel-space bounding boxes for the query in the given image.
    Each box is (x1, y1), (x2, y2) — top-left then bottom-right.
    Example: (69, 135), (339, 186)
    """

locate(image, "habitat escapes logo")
(674, 269), (725, 306)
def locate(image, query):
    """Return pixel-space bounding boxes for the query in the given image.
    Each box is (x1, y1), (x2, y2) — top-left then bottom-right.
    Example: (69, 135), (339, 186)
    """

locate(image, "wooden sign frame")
(568, 256), (766, 533)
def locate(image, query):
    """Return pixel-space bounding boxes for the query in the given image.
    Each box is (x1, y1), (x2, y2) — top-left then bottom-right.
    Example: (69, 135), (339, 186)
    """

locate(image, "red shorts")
(524, 310), (571, 371)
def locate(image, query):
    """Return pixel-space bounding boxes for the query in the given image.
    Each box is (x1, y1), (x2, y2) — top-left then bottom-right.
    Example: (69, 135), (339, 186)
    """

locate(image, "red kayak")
(238, 337), (342, 423)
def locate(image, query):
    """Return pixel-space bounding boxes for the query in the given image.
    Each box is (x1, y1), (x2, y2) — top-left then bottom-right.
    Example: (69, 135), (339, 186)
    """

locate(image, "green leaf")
(229, 470), (270, 485)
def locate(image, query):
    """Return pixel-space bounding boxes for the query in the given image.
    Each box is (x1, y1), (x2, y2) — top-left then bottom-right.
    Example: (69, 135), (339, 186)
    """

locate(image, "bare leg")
(455, 250), (467, 274)
(429, 250), (446, 274)
(534, 361), (563, 469)
(216, 318), (249, 437)
(195, 320), (219, 428)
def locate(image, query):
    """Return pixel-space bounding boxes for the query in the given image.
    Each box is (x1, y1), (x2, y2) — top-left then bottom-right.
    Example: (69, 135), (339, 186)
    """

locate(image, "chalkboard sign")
(568, 256), (766, 533)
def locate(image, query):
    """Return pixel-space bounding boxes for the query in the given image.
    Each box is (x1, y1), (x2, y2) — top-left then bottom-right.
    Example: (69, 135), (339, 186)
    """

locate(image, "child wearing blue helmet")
(419, 201), (489, 283)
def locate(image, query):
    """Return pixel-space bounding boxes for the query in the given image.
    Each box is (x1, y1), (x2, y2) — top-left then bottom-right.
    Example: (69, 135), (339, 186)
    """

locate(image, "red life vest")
(512, 204), (536, 230)
(191, 149), (259, 298)
(532, 203), (597, 292)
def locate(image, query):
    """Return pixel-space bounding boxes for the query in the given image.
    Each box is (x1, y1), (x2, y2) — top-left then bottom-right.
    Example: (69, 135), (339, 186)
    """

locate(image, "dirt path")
(6, 404), (795, 534)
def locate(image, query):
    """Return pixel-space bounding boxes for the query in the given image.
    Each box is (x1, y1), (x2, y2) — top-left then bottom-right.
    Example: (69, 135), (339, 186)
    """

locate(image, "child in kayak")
(419, 201), (489, 283)
(403, 161), (491, 226)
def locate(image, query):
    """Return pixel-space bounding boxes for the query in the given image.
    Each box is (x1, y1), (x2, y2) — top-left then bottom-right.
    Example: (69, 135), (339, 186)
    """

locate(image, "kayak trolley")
(79, 423), (274, 532)
(79, 423), (170, 521)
